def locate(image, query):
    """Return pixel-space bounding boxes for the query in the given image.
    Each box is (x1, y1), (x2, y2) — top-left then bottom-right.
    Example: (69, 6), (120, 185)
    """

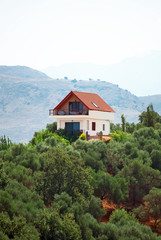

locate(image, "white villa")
(49, 91), (115, 139)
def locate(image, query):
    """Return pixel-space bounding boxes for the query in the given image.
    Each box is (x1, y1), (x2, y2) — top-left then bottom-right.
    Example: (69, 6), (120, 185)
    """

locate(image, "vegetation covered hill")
(0, 107), (161, 239)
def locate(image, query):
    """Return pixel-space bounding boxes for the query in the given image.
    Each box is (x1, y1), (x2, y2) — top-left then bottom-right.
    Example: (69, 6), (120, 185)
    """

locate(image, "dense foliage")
(1, 106), (161, 239)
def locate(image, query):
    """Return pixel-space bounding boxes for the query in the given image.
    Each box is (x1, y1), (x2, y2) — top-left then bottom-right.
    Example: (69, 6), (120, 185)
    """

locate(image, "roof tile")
(54, 91), (115, 112)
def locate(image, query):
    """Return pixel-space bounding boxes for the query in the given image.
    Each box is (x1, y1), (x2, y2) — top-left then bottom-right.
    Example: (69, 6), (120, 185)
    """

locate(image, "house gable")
(54, 92), (88, 115)
(54, 91), (115, 113)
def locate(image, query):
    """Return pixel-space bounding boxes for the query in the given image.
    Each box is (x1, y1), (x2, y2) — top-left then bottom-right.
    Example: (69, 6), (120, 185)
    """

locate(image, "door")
(65, 122), (80, 134)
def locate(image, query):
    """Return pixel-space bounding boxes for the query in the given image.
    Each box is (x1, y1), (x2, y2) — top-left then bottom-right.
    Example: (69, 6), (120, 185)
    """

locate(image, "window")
(69, 102), (83, 114)
(92, 102), (99, 108)
(87, 120), (89, 130)
(103, 124), (105, 131)
(92, 122), (96, 131)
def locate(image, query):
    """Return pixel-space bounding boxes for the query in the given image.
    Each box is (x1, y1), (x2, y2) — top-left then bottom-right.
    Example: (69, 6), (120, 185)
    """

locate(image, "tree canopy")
(1, 106), (161, 239)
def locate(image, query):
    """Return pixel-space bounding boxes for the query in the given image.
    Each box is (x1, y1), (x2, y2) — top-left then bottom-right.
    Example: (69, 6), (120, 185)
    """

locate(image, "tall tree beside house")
(139, 104), (161, 127)
(121, 114), (126, 132)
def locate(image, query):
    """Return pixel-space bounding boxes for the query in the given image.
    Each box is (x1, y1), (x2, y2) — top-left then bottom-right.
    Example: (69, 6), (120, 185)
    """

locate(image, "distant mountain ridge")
(0, 65), (160, 143)
(0, 65), (50, 80)
(42, 50), (161, 96)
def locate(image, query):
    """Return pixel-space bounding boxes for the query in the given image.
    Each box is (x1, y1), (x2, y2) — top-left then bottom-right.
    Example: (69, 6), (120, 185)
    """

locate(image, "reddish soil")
(101, 199), (117, 222)
(142, 219), (161, 235)
(100, 199), (161, 235)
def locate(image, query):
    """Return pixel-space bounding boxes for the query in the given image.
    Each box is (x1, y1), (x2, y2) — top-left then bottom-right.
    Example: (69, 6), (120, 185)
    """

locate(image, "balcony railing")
(49, 109), (88, 116)
(49, 109), (54, 116)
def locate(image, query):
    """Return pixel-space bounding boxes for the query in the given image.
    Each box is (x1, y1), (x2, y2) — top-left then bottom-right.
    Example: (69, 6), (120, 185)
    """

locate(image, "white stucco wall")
(57, 118), (110, 136)
(88, 110), (115, 121)
(50, 110), (115, 136)
(85, 119), (110, 136)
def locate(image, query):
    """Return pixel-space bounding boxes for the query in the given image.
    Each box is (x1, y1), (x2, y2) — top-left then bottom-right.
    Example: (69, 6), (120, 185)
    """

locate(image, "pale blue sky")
(0, 0), (161, 70)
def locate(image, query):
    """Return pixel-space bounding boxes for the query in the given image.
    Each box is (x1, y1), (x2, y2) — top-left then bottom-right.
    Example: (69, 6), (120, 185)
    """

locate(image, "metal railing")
(49, 109), (54, 116)
(49, 109), (88, 116)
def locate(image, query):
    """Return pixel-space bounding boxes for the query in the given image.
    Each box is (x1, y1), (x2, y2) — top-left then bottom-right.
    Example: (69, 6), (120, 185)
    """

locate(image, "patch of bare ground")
(101, 199), (161, 235)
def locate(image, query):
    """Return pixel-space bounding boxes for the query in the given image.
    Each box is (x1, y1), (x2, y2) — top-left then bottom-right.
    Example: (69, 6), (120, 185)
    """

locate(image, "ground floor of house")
(57, 118), (110, 136)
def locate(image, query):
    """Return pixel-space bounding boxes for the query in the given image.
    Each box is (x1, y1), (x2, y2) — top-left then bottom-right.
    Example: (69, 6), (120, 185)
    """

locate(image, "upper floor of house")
(49, 91), (115, 120)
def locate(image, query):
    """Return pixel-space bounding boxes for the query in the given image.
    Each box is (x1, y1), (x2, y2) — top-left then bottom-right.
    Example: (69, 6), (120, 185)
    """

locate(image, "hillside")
(0, 65), (160, 143)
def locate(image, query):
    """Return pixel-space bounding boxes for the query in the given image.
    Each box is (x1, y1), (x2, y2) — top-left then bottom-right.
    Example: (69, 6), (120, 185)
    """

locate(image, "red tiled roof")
(54, 91), (115, 112)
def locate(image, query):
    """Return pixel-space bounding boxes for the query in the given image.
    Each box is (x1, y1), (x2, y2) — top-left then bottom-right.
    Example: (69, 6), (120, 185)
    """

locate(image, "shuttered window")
(92, 122), (96, 131)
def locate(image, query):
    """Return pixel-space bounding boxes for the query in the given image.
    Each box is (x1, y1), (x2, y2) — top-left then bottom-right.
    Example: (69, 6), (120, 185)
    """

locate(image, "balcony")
(49, 109), (89, 116)
(49, 109), (55, 116)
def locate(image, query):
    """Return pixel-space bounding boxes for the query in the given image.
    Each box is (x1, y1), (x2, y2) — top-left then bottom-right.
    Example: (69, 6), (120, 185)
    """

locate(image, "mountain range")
(0, 65), (160, 143)
(42, 50), (161, 96)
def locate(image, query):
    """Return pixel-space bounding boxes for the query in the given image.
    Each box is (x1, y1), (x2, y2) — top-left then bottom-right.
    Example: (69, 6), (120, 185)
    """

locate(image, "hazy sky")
(0, 0), (161, 70)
